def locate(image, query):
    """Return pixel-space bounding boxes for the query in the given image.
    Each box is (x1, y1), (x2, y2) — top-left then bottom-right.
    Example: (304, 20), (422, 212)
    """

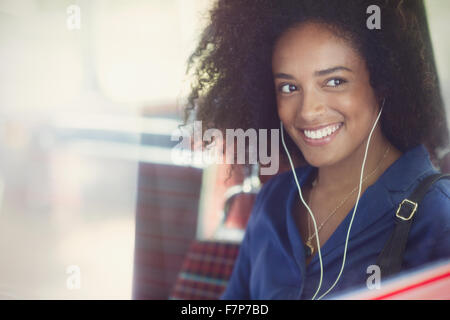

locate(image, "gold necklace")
(305, 145), (390, 256)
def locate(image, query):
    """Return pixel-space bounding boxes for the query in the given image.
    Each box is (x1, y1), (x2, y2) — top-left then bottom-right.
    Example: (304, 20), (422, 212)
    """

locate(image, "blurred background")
(0, 0), (448, 299)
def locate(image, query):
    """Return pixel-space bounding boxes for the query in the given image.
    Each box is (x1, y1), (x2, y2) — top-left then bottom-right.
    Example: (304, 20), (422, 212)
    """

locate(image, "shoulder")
(254, 166), (309, 208)
(418, 176), (450, 226)
(431, 177), (450, 199)
(259, 169), (293, 196)
(405, 175), (450, 264)
(408, 174), (450, 252)
(419, 176), (450, 214)
(247, 170), (291, 220)
(245, 166), (308, 226)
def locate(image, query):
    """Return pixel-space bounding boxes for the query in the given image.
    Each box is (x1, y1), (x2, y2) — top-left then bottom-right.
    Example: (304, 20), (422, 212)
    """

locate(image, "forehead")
(272, 22), (363, 73)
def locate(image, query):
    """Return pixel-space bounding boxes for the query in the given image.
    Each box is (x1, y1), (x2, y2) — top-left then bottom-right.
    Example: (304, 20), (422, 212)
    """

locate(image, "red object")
(337, 260), (450, 300)
(132, 163), (203, 300)
(170, 240), (240, 300)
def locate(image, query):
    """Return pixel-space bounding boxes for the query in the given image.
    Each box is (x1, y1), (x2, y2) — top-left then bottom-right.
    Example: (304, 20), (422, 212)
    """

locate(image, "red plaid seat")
(132, 163), (203, 300)
(169, 240), (240, 300)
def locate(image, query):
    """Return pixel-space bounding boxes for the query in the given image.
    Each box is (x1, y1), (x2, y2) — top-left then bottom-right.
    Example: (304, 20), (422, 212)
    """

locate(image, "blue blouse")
(221, 144), (450, 300)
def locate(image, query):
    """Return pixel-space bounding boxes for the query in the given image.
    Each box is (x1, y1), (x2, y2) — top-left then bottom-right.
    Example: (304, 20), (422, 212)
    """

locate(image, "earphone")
(280, 100), (384, 299)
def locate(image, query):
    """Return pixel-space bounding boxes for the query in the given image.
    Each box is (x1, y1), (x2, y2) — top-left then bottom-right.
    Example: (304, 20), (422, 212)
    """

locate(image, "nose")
(295, 88), (326, 125)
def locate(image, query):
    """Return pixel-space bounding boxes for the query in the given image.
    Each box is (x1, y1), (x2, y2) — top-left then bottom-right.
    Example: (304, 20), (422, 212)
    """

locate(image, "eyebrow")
(273, 66), (352, 79)
(314, 66), (352, 76)
(273, 72), (296, 80)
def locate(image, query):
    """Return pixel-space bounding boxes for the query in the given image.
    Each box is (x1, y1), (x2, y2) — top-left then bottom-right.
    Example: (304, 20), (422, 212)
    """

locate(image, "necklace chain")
(305, 145), (390, 253)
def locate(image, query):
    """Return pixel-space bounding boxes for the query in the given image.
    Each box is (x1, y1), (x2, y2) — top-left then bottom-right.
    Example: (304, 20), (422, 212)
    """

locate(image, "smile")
(300, 122), (343, 146)
(303, 123), (342, 139)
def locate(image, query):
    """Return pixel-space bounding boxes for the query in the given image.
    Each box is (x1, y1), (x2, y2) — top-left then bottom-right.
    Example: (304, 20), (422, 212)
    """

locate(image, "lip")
(298, 122), (343, 147)
(300, 122), (342, 131)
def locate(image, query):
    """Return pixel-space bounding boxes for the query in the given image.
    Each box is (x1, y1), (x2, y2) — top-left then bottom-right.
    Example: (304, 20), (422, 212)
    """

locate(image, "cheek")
(276, 97), (298, 125)
(341, 83), (379, 124)
(341, 102), (378, 140)
(335, 90), (375, 121)
(277, 105), (289, 125)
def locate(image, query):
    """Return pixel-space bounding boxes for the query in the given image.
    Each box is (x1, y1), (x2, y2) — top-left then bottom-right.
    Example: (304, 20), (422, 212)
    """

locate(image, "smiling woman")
(272, 20), (405, 271)
(183, 0), (450, 299)
(272, 22), (400, 168)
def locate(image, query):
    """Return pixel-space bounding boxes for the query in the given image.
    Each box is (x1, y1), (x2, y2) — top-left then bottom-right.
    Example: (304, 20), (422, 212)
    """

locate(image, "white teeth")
(304, 123), (341, 139)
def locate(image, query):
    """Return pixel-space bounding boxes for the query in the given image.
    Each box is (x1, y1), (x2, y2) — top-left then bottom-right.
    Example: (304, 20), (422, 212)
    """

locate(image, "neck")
(313, 129), (401, 195)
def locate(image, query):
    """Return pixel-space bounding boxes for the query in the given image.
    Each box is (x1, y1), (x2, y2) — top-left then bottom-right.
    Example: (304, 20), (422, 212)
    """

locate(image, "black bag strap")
(376, 173), (450, 278)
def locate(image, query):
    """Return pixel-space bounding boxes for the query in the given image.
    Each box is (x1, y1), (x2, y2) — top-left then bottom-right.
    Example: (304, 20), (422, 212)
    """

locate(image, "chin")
(301, 147), (343, 168)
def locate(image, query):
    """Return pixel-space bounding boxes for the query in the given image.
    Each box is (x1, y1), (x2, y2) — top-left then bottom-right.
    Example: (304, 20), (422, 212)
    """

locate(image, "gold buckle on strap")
(395, 199), (418, 221)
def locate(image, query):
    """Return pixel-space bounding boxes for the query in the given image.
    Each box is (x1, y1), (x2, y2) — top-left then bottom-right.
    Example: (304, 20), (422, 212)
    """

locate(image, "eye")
(279, 83), (297, 94)
(325, 78), (347, 87)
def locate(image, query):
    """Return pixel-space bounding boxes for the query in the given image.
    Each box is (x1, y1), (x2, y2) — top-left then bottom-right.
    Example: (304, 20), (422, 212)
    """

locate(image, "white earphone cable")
(280, 121), (324, 300)
(317, 105), (383, 299)
(280, 102), (384, 300)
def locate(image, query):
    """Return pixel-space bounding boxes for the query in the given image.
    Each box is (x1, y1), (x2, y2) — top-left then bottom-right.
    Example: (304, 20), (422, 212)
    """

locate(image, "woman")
(184, 0), (450, 299)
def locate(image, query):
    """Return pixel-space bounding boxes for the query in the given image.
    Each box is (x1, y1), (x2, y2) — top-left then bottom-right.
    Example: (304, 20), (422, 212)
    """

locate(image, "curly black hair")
(184, 0), (449, 169)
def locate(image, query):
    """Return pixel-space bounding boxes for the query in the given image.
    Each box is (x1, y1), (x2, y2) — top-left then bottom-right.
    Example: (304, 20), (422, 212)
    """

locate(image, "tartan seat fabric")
(132, 163), (203, 300)
(169, 240), (240, 300)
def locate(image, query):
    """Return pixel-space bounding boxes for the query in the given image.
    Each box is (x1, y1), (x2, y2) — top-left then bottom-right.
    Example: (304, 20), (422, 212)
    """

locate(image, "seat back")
(169, 240), (240, 300)
(132, 163), (203, 299)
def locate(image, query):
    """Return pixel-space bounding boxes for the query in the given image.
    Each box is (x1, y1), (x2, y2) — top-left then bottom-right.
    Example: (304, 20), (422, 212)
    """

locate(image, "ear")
(374, 96), (386, 114)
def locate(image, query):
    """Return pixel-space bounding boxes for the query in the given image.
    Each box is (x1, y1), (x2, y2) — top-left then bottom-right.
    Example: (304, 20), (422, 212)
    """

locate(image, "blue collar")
(286, 144), (437, 267)
(378, 144), (437, 192)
